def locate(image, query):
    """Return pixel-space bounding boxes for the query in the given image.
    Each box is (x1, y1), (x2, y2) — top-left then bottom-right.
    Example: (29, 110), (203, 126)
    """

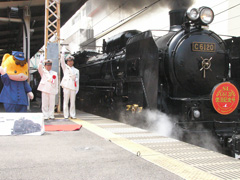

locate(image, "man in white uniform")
(60, 49), (79, 119)
(37, 59), (58, 120)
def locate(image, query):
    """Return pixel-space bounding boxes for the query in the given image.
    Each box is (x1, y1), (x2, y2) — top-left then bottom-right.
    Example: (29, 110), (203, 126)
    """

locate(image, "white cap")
(65, 55), (75, 61)
(44, 59), (52, 65)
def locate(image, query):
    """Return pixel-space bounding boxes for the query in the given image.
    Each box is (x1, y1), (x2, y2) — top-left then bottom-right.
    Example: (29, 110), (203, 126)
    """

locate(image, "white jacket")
(37, 63), (58, 95)
(60, 54), (80, 92)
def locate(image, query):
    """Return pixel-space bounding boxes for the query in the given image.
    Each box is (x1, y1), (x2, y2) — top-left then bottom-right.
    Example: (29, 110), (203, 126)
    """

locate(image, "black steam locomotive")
(74, 7), (240, 157)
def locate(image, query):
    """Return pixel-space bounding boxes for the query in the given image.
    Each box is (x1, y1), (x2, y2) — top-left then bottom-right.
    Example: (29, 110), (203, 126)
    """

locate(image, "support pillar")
(23, 6), (31, 110)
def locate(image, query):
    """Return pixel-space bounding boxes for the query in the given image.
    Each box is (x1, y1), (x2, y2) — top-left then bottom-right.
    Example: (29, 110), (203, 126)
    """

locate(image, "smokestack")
(169, 9), (187, 31)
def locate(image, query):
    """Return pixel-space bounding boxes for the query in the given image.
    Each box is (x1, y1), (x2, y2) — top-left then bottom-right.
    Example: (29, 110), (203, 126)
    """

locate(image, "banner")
(0, 113), (44, 135)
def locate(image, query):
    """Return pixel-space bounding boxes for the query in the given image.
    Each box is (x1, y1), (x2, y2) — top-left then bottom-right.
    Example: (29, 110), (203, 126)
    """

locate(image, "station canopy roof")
(0, 0), (87, 61)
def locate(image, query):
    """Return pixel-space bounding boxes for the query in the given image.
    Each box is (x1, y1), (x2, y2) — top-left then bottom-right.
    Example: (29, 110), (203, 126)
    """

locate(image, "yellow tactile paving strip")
(71, 115), (232, 180)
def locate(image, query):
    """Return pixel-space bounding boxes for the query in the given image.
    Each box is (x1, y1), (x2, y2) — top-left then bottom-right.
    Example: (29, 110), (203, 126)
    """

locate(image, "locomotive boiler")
(74, 7), (240, 157)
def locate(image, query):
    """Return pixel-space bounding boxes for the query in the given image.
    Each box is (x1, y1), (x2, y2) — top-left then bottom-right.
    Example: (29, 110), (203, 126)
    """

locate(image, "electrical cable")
(83, 0), (239, 48)
(93, 0), (128, 28)
(211, 2), (240, 31)
(95, 0), (160, 38)
(151, 1), (240, 34)
(212, 14), (240, 25)
(211, 0), (229, 8)
(215, 3), (240, 16)
(82, 0), (161, 48)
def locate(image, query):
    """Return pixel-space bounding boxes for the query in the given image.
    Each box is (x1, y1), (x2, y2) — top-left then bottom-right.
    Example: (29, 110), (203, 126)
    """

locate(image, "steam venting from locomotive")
(120, 109), (221, 152)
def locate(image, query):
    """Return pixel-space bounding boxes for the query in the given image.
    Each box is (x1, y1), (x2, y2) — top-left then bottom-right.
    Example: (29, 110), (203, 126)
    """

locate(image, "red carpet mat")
(45, 124), (82, 131)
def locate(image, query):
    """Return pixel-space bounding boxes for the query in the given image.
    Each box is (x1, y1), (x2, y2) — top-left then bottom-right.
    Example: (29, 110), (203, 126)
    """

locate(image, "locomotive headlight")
(186, 8), (199, 21)
(193, 110), (201, 118)
(199, 7), (214, 24)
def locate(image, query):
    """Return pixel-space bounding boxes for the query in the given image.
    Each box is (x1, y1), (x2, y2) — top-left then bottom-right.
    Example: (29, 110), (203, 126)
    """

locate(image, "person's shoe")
(70, 117), (76, 119)
(49, 117), (55, 120)
(64, 117), (69, 120)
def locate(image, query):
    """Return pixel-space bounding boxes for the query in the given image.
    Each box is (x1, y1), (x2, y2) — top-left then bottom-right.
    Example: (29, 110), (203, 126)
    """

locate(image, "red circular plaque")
(212, 82), (239, 115)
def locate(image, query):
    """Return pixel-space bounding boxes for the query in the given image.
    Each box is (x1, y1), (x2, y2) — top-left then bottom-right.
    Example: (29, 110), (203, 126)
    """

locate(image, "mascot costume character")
(0, 51), (34, 112)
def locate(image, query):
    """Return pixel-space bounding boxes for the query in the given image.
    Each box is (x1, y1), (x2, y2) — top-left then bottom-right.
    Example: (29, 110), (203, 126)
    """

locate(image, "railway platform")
(0, 100), (240, 180)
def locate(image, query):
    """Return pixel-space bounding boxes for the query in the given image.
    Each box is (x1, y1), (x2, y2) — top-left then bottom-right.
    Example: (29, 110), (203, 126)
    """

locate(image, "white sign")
(0, 113), (45, 135)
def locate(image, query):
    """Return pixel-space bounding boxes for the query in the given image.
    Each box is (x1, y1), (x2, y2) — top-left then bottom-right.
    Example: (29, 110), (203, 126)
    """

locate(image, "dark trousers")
(4, 103), (27, 112)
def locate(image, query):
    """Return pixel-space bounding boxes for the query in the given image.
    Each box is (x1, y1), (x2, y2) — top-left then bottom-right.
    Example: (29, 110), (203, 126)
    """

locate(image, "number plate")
(192, 42), (216, 52)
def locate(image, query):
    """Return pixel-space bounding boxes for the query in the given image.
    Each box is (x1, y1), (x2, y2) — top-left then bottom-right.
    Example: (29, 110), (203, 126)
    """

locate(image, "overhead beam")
(0, 0), (77, 9)
(0, 17), (22, 23)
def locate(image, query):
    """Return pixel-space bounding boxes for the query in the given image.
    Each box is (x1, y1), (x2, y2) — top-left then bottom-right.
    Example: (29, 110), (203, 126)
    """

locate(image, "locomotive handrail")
(213, 121), (240, 124)
(79, 56), (125, 68)
(176, 121), (240, 124)
(168, 96), (210, 101)
(79, 86), (115, 90)
(180, 129), (214, 133)
(179, 129), (237, 133)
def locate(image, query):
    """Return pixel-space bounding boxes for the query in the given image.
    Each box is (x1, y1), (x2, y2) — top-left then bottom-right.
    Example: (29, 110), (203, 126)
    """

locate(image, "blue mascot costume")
(0, 51), (34, 112)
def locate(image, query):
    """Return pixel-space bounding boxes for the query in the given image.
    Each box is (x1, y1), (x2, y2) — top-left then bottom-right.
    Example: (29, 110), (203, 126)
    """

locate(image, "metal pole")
(23, 6), (31, 111)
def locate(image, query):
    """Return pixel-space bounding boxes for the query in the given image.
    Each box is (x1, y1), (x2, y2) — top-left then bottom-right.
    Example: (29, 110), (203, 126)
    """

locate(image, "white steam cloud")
(120, 109), (221, 153)
(144, 110), (174, 137)
(119, 109), (176, 137)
